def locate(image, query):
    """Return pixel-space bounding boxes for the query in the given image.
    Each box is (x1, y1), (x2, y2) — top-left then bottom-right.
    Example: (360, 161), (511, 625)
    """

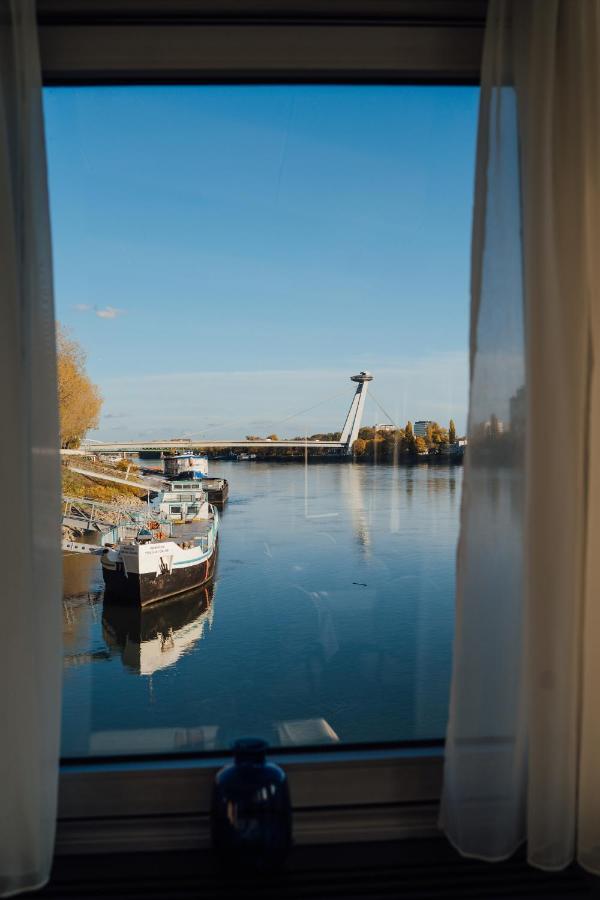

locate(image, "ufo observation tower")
(340, 371), (374, 455)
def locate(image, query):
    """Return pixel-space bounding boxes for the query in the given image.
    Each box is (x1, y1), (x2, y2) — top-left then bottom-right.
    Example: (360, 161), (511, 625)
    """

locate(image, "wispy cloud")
(71, 303), (125, 319)
(95, 306), (124, 319)
(103, 412), (129, 419)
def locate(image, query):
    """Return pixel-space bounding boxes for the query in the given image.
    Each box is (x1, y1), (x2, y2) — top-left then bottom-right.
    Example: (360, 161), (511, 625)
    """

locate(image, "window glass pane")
(50, 85), (477, 757)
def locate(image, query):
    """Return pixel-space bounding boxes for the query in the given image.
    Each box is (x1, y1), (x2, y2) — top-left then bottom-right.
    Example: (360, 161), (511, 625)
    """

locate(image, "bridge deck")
(81, 440), (345, 452)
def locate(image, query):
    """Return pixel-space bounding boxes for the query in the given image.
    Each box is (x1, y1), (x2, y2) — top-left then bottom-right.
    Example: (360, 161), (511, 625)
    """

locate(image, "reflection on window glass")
(49, 86), (478, 757)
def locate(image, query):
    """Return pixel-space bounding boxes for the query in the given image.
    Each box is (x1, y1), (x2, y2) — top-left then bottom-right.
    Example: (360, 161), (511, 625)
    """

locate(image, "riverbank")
(62, 465), (146, 543)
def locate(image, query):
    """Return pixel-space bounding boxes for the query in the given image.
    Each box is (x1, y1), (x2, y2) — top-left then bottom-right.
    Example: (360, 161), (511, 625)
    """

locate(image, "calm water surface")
(62, 461), (461, 756)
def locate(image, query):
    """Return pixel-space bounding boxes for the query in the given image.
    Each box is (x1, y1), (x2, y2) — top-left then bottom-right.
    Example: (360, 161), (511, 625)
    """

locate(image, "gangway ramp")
(61, 495), (171, 554)
(65, 465), (167, 492)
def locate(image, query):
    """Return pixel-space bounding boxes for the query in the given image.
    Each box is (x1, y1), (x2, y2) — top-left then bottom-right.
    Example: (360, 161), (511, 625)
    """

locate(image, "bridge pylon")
(340, 371), (373, 455)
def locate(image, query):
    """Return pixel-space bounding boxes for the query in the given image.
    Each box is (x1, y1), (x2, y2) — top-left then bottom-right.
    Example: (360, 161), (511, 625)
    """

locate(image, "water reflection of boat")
(102, 583), (215, 675)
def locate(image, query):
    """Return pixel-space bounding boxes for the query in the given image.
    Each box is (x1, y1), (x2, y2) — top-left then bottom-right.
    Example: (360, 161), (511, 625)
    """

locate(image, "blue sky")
(43, 86), (478, 440)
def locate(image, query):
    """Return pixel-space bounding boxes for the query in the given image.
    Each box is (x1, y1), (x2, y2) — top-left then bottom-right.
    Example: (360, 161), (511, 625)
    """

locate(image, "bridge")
(80, 371), (375, 456)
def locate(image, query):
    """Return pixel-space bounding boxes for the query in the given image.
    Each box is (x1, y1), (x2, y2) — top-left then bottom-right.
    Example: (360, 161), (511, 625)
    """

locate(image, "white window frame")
(42, 0), (484, 854)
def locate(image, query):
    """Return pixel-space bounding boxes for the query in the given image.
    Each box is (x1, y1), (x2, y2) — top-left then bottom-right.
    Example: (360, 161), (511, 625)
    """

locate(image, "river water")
(62, 460), (461, 757)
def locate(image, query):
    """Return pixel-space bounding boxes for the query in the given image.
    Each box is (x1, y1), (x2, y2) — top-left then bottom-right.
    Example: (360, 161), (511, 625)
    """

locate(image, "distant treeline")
(350, 420), (459, 461)
(181, 420), (462, 462)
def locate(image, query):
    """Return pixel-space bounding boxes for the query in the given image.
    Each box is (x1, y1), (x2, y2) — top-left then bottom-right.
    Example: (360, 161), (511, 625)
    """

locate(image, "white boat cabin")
(151, 481), (211, 523)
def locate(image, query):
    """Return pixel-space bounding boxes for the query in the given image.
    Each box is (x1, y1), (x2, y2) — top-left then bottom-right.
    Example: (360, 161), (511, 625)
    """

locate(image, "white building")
(375, 423), (395, 433)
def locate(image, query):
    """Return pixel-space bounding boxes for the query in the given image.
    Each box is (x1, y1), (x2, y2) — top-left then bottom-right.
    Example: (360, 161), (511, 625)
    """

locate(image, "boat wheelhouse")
(163, 451), (208, 481)
(151, 481), (211, 523)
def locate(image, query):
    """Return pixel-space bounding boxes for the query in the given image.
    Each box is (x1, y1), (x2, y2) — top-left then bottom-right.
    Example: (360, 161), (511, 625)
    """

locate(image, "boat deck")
(171, 519), (216, 549)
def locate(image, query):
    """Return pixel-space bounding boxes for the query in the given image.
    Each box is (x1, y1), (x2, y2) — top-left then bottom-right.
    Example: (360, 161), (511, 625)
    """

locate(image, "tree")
(358, 426), (375, 440)
(415, 436), (428, 454)
(352, 438), (367, 456)
(429, 422), (448, 448)
(116, 458), (139, 474)
(449, 419), (456, 444)
(57, 326), (102, 448)
(403, 421), (416, 453)
(267, 434), (279, 441)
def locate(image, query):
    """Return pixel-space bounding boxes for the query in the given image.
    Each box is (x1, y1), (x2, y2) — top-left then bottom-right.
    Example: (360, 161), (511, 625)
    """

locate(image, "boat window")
(52, 84), (476, 759)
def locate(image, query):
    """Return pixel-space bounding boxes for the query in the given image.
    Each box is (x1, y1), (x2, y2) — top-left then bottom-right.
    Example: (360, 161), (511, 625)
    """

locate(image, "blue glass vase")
(211, 738), (292, 871)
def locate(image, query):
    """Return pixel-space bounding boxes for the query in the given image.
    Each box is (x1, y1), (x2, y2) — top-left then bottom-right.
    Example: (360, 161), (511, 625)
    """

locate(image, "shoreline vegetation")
(154, 420), (465, 464)
(62, 462), (145, 504)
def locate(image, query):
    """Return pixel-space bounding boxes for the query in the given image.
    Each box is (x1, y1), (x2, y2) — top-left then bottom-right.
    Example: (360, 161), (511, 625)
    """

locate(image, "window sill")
(57, 746), (443, 854)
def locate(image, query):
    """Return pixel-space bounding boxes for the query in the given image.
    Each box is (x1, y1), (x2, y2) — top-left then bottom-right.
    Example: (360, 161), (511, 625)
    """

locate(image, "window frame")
(58, 745), (444, 853)
(38, 0), (485, 85)
(45, 0), (484, 854)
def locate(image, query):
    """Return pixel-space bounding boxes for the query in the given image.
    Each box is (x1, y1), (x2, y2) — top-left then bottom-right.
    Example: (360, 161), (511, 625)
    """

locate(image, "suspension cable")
(186, 388), (349, 438)
(368, 390), (400, 429)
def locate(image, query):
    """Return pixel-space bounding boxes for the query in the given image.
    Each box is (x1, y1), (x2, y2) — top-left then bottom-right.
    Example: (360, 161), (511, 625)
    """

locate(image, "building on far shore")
(375, 423), (396, 433)
(414, 420), (433, 437)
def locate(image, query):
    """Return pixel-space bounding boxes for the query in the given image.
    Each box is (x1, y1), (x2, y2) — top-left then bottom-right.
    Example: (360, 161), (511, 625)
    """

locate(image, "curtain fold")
(0, 1), (62, 895)
(441, 0), (600, 874)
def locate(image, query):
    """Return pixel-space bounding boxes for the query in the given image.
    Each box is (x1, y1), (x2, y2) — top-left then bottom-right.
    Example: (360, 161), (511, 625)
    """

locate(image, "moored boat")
(200, 477), (229, 504)
(164, 451), (208, 481)
(150, 481), (214, 523)
(101, 482), (219, 605)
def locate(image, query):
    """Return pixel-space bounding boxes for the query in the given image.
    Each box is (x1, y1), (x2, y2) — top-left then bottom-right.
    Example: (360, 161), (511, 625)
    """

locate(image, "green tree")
(449, 419), (456, 443)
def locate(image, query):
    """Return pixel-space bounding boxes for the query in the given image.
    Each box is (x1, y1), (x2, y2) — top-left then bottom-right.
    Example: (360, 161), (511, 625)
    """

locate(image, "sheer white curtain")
(441, 0), (600, 874)
(0, 0), (62, 895)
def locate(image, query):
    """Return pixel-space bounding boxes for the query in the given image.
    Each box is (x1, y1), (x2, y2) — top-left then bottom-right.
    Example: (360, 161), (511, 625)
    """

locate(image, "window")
(55, 83), (476, 758)
(45, 0), (485, 853)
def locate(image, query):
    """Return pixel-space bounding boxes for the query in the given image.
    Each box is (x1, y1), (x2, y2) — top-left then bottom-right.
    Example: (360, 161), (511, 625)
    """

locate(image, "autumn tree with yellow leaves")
(57, 326), (102, 447)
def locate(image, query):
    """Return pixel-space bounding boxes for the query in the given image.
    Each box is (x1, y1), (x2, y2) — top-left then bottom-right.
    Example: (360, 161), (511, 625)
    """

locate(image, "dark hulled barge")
(101, 483), (219, 606)
(200, 477), (229, 504)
